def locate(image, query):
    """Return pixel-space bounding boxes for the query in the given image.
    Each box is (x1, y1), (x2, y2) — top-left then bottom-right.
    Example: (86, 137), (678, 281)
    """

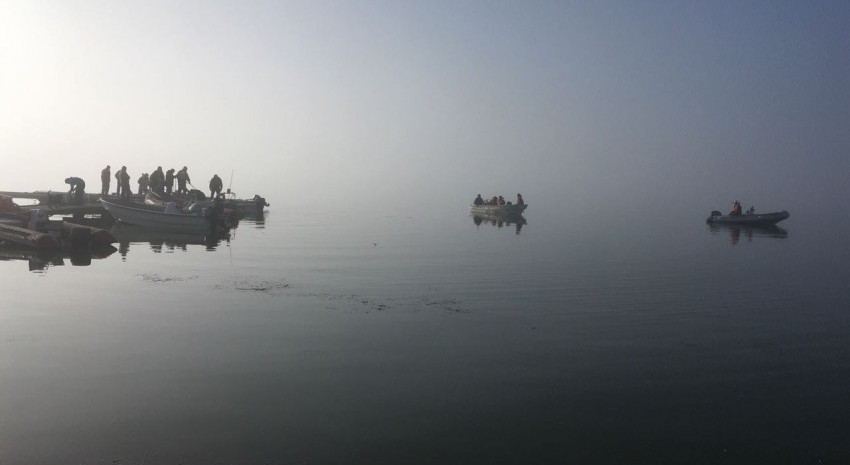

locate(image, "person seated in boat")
(729, 200), (742, 216)
(498, 196), (506, 206)
(473, 194), (484, 206)
(209, 174), (223, 198)
(490, 196), (498, 205)
(516, 193), (524, 205)
(64, 177), (86, 204)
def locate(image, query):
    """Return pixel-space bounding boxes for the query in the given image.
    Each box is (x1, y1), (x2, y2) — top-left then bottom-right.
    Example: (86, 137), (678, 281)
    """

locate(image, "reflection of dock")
(0, 243), (117, 271)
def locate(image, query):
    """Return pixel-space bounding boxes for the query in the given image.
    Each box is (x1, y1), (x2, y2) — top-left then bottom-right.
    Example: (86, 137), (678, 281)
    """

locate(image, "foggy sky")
(1, 1), (848, 216)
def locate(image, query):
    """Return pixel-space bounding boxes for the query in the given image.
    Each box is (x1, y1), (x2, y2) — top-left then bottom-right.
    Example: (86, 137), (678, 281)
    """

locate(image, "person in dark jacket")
(137, 173), (150, 195)
(209, 174), (223, 198)
(115, 170), (123, 197)
(165, 168), (175, 195)
(65, 177), (86, 204)
(176, 167), (191, 195)
(149, 166), (165, 194)
(473, 194), (484, 206)
(101, 165), (111, 195)
(119, 166), (131, 199)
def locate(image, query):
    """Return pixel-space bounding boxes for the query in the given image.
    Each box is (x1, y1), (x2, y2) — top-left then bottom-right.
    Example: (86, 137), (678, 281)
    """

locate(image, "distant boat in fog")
(469, 203), (528, 216)
(706, 210), (789, 226)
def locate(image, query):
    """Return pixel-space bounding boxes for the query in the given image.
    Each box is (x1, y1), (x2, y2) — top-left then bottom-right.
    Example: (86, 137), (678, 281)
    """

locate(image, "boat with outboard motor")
(100, 197), (229, 232)
(146, 190), (266, 219)
(705, 209), (789, 226)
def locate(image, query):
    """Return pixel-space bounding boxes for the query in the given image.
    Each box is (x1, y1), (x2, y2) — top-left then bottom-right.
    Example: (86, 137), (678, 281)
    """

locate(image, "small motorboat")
(469, 203), (528, 216)
(100, 197), (229, 233)
(705, 209), (789, 226)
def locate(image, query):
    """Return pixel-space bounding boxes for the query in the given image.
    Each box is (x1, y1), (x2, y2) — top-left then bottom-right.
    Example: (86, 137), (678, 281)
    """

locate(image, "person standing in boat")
(115, 169), (123, 197)
(119, 166), (132, 199)
(209, 174), (223, 199)
(101, 165), (111, 196)
(65, 177), (86, 204)
(176, 166), (191, 195)
(165, 168), (175, 195)
(516, 193), (524, 205)
(729, 200), (742, 216)
(149, 166), (165, 195)
(137, 173), (150, 195)
(473, 194), (484, 206)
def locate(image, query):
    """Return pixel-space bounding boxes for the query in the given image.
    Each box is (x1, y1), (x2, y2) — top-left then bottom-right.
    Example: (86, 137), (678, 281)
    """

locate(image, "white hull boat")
(100, 198), (219, 232)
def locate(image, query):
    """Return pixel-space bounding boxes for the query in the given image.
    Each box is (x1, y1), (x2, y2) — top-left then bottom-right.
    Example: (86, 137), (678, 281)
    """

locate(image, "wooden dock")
(0, 190), (126, 217)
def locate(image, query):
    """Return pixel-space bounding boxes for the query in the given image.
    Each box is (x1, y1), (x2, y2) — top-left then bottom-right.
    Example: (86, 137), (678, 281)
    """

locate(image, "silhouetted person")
(473, 194), (484, 206)
(165, 168), (175, 195)
(119, 166), (131, 199)
(516, 193), (524, 205)
(176, 167), (191, 195)
(209, 174), (223, 198)
(115, 170), (122, 197)
(101, 165), (111, 195)
(65, 177), (86, 204)
(137, 173), (150, 195)
(149, 166), (165, 194)
(730, 200), (742, 216)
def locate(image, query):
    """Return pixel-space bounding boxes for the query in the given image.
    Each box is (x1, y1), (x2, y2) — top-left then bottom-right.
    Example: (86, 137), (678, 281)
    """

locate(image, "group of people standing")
(99, 165), (201, 199)
(473, 193), (524, 206)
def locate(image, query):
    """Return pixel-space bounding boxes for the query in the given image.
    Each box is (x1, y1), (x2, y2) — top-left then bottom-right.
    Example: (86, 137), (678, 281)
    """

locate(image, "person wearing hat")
(209, 174), (223, 199)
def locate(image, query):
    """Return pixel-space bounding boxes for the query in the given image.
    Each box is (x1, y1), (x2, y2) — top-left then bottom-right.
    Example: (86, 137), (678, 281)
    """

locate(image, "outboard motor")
(706, 210), (722, 223)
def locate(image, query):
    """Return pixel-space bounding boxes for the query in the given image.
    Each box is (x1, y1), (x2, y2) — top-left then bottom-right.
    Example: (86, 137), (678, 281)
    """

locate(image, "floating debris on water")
(214, 276), (290, 293)
(300, 290), (468, 314)
(140, 273), (198, 283)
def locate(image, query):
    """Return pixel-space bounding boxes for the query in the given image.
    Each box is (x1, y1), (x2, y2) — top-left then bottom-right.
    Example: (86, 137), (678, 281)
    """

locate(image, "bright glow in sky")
(1, 1), (848, 214)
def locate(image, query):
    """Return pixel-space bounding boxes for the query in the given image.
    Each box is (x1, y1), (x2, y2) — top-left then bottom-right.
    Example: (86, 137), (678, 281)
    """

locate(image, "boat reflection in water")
(112, 224), (231, 257)
(0, 244), (117, 272)
(240, 210), (266, 229)
(471, 214), (527, 235)
(708, 223), (788, 246)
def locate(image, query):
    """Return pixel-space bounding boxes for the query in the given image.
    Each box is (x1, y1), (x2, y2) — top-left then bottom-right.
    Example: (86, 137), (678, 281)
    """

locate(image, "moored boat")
(100, 197), (227, 233)
(469, 203), (527, 216)
(705, 210), (789, 226)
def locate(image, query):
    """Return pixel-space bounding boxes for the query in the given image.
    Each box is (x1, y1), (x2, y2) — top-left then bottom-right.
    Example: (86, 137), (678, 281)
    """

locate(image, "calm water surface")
(1, 201), (849, 464)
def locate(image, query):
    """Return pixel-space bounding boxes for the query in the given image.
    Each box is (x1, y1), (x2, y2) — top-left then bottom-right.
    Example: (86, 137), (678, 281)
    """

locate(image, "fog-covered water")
(1, 201), (848, 464)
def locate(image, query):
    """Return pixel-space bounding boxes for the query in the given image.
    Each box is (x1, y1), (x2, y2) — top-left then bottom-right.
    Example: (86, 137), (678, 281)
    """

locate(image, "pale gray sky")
(1, 1), (848, 215)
